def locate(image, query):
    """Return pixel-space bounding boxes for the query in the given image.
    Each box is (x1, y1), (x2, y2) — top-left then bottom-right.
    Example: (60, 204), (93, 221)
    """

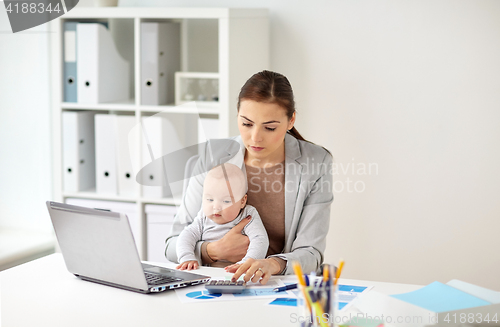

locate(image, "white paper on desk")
(446, 279), (500, 304)
(338, 284), (373, 312)
(175, 279), (293, 303)
(354, 290), (434, 327)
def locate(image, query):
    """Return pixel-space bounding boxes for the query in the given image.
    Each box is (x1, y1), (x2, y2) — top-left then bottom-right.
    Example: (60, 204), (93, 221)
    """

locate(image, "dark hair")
(237, 70), (307, 142)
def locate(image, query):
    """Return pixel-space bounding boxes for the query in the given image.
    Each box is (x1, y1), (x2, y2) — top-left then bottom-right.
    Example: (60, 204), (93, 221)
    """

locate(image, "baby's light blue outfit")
(176, 205), (269, 265)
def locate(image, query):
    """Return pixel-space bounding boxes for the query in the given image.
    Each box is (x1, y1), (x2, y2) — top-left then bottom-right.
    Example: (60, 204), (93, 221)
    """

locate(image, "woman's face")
(238, 100), (295, 164)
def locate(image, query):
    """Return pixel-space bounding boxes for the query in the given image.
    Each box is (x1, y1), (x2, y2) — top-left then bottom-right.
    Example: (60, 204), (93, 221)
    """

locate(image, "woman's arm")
(228, 150), (333, 282)
(237, 207), (269, 263)
(269, 151), (334, 274)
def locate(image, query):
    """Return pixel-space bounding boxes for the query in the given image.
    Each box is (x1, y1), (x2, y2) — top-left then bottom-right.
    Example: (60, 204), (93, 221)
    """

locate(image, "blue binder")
(63, 22), (78, 102)
(63, 21), (109, 103)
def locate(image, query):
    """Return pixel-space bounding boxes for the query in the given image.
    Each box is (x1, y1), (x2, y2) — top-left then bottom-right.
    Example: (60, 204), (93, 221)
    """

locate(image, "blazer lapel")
(284, 134), (302, 243)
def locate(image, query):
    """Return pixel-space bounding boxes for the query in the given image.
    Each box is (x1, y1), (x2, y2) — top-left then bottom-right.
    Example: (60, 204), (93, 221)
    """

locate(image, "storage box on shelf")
(51, 7), (269, 260)
(175, 72), (219, 105)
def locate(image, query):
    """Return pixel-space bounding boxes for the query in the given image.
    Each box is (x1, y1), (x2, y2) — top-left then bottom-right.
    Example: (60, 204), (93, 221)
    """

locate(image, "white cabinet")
(50, 7), (269, 259)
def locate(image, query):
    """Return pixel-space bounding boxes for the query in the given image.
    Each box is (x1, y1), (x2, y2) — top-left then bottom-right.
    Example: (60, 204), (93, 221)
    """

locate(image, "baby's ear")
(241, 194), (248, 208)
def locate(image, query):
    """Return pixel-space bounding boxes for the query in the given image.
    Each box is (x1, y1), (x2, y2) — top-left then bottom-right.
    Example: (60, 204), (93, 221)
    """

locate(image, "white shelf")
(63, 7), (268, 19)
(63, 191), (181, 206)
(51, 7), (269, 260)
(61, 99), (136, 111)
(63, 190), (138, 203)
(139, 102), (220, 115)
(61, 101), (220, 114)
(140, 197), (182, 206)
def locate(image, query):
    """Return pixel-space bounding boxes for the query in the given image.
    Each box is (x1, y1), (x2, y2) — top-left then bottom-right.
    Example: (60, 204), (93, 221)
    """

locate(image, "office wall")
(0, 9), (53, 232)
(119, 0), (500, 289)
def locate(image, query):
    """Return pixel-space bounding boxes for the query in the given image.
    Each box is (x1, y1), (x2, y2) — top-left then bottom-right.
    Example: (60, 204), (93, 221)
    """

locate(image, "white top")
(176, 205), (269, 265)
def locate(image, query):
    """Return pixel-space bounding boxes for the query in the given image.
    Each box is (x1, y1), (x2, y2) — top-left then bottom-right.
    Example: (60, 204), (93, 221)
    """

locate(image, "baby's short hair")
(205, 163), (247, 200)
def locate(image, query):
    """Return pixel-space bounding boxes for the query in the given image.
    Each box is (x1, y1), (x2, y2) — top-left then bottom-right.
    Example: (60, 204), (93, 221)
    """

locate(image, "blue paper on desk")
(391, 281), (491, 312)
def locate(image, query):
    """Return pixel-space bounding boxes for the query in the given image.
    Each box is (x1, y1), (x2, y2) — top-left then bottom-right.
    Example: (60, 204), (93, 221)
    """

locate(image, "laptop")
(46, 201), (210, 294)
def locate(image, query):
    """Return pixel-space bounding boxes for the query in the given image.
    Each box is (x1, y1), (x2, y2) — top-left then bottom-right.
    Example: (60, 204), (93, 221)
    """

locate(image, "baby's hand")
(176, 260), (199, 270)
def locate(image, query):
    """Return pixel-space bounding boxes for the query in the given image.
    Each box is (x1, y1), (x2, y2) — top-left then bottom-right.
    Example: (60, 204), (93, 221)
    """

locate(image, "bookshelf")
(49, 7), (269, 259)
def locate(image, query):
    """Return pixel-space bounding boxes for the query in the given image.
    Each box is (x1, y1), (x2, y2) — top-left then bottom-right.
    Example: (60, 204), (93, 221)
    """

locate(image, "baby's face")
(202, 177), (245, 224)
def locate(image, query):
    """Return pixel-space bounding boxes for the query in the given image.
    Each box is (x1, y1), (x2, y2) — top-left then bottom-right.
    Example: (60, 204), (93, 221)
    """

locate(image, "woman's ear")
(241, 194), (248, 208)
(288, 112), (296, 130)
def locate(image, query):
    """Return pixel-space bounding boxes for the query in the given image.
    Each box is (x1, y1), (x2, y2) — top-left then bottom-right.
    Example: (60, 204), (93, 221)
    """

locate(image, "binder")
(198, 116), (219, 155)
(63, 22), (77, 103)
(62, 111), (96, 192)
(63, 21), (108, 103)
(145, 204), (177, 262)
(116, 115), (137, 196)
(140, 22), (180, 105)
(140, 116), (167, 198)
(65, 198), (140, 249)
(198, 115), (219, 148)
(140, 115), (193, 198)
(77, 23), (130, 104)
(95, 114), (118, 195)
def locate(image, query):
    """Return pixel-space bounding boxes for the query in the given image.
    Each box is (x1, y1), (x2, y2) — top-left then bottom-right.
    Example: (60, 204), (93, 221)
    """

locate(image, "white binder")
(62, 111), (96, 192)
(145, 204), (177, 262)
(140, 116), (167, 198)
(77, 23), (130, 104)
(198, 116), (220, 143)
(95, 114), (118, 195)
(65, 198), (140, 249)
(140, 115), (188, 198)
(140, 22), (180, 105)
(116, 115), (137, 196)
(198, 116), (220, 155)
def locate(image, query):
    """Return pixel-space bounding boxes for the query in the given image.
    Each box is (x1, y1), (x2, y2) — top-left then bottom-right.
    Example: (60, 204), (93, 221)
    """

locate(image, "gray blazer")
(165, 133), (333, 275)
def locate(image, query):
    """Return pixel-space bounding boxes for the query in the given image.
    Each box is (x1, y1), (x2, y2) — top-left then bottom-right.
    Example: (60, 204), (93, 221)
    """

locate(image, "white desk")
(0, 254), (423, 327)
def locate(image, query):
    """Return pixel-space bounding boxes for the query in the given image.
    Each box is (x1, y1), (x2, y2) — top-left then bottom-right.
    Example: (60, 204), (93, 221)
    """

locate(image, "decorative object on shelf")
(175, 72), (219, 105)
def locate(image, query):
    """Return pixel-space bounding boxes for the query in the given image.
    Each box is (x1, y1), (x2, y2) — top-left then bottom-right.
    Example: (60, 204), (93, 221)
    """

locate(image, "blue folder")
(63, 21), (108, 102)
(63, 22), (78, 102)
(391, 281), (491, 312)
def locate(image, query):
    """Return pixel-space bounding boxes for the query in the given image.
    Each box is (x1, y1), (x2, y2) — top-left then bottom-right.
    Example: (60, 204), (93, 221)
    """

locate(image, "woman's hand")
(206, 215), (251, 263)
(225, 258), (281, 285)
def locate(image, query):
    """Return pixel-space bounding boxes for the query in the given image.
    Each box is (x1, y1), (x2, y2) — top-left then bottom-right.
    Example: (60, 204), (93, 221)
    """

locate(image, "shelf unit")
(50, 7), (269, 259)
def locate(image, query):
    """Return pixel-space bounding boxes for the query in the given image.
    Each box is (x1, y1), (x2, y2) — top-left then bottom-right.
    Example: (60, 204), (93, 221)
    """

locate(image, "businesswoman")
(165, 70), (333, 285)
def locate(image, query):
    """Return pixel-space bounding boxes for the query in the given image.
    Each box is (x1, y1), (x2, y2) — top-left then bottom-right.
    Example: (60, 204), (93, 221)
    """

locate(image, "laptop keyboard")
(144, 271), (182, 285)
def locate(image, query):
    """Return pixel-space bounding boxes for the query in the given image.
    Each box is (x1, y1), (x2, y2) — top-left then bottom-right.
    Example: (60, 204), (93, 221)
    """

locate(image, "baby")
(176, 163), (269, 270)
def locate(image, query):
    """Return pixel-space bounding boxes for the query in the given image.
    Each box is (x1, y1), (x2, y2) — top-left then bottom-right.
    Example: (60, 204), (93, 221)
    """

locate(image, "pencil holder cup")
(329, 283), (338, 327)
(295, 283), (334, 327)
(296, 285), (314, 327)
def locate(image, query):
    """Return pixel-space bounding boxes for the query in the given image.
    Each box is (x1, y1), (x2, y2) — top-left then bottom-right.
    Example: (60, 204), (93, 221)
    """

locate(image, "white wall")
(0, 8), (53, 232)
(119, 0), (500, 289)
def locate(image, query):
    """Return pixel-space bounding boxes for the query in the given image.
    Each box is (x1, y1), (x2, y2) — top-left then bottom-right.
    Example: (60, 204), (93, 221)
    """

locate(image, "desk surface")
(0, 254), (422, 327)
